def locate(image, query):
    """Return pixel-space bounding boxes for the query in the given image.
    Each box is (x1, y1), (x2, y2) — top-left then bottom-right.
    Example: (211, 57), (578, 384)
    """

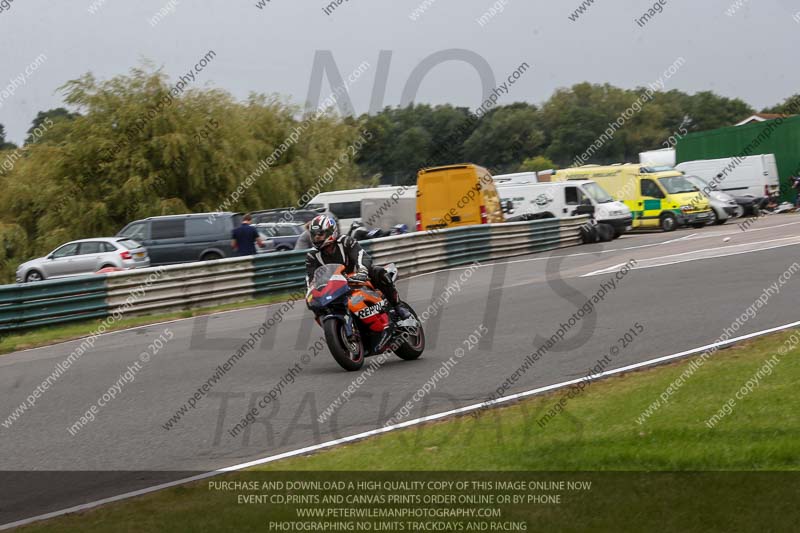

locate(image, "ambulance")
(553, 164), (712, 231)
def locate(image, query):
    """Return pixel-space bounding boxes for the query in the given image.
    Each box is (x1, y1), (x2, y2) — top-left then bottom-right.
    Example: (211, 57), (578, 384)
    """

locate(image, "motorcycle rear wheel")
(324, 319), (365, 371)
(393, 303), (425, 361)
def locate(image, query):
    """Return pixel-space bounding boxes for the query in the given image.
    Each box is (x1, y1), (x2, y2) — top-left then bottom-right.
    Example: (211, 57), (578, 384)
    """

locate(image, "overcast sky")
(0, 0), (797, 143)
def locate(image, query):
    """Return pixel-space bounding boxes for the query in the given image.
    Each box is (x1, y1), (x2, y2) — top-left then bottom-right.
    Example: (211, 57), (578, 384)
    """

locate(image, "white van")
(640, 148), (676, 167)
(675, 154), (780, 199)
(496, 180), (632, 239)
(306, 185), (415, 231)
(360, 196), (416, 232)
(493, 172), (539, 185)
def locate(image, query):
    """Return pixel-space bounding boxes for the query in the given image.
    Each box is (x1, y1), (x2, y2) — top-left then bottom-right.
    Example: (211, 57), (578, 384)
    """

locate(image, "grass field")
(15, 329), (800, 532)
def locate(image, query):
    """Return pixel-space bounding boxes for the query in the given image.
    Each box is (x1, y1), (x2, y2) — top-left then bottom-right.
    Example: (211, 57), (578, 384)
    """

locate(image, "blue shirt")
(232, 223), (259, 256)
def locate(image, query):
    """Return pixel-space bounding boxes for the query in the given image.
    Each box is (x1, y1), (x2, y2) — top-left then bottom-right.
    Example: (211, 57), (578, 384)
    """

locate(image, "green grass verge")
(0, 292), (297, 356)
(17, 330), (800, 532)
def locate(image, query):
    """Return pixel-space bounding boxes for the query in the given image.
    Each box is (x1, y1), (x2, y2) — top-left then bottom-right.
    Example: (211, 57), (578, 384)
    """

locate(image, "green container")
(676, 115), (800, 201)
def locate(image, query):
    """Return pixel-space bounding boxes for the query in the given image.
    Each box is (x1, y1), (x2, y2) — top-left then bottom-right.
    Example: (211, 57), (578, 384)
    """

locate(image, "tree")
(0, 124), (17, 150)
(762, 94), (800, 115)
(538, 84), (754, 166)
(0, 223), (28, 285)
(0, 67), (365, 282)
(518, 155), (557, 172)
(357, 104), (476, 184)
(540, 83), (632, 166)
(463, 103), (545, 172)
(650, 90), (692, 132)
(25, 108), (80, 144)
(683, 91), (753, 131)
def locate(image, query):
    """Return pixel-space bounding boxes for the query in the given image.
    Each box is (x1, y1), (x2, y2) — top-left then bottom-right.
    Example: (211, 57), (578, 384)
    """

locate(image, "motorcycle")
(755, 193), (794, 215)
(348, 221), (409, 241)
(306, 263), (425, 371)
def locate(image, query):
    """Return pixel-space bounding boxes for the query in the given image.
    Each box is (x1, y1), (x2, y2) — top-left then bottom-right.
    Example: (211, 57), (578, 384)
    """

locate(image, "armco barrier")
(252, 250), (307, 297)
(105, 258), (255, 317)
(362, 217), (583, 276)
(0, 276), (108, 333)
(0, 217), (587, 333)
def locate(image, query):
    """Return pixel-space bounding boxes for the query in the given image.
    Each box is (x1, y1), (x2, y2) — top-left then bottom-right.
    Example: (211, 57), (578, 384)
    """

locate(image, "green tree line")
(357, 84), (787, 183)
(0, 68), (365, 283)
(0, 66), (796, 283)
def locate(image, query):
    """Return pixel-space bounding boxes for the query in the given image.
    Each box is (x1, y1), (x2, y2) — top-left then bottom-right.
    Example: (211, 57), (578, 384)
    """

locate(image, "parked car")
(255, 223), (304, 252)
(117, 212), (242, 266)
(733, 195), (760, 216)
(682, 174), (741, 224)
(250, 208), (323, 225)
(16, 238), (149, 283)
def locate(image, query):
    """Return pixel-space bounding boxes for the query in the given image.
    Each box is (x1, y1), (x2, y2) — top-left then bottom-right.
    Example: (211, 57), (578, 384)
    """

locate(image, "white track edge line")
(581, 238), (800, 277)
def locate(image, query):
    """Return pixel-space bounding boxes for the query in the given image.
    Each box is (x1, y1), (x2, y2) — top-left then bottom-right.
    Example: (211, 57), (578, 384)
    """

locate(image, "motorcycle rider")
(347, 219), (371, 241)
(305, 215), (411, 319)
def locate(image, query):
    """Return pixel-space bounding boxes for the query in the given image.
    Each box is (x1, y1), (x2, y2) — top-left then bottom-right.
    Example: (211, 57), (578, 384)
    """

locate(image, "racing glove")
(350, 268), (369, 282)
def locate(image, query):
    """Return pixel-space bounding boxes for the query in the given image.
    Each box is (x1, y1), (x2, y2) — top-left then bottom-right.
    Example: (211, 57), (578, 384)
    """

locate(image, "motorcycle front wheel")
(323, 318), (365, 371)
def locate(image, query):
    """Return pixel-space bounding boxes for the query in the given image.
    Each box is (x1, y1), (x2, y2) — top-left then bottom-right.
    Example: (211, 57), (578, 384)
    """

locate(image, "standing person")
(791, 176), (800, 208)
(231, 214), (264, 256)
(294, 220), (313, 250)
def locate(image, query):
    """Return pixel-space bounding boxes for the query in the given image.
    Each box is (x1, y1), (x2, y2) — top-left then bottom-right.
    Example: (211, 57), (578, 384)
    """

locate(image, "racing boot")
(389, 292), (412, 321)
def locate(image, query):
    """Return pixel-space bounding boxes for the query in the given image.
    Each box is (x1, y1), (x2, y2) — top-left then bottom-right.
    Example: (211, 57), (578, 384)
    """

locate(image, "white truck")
(675, 154), (780, 199)
(496, 180), (632, 240)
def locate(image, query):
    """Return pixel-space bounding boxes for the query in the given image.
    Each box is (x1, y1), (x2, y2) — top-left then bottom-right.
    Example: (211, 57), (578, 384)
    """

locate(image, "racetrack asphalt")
(2, 215), (799, 526)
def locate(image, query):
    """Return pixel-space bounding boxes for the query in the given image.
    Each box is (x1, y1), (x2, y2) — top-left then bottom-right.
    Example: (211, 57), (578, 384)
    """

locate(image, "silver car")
(254, 223), (305, 253)
(683, 174), (742, 225)
(16, 238), (150, 283)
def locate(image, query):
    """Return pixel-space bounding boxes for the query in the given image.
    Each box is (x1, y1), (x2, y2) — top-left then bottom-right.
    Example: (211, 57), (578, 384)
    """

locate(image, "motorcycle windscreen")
(309, 264), (350, 308)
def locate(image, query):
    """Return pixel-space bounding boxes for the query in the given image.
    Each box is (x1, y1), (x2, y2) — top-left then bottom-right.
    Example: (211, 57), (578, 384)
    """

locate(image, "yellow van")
(416, 164), (504, 231)
(553, 164), (712, 232)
